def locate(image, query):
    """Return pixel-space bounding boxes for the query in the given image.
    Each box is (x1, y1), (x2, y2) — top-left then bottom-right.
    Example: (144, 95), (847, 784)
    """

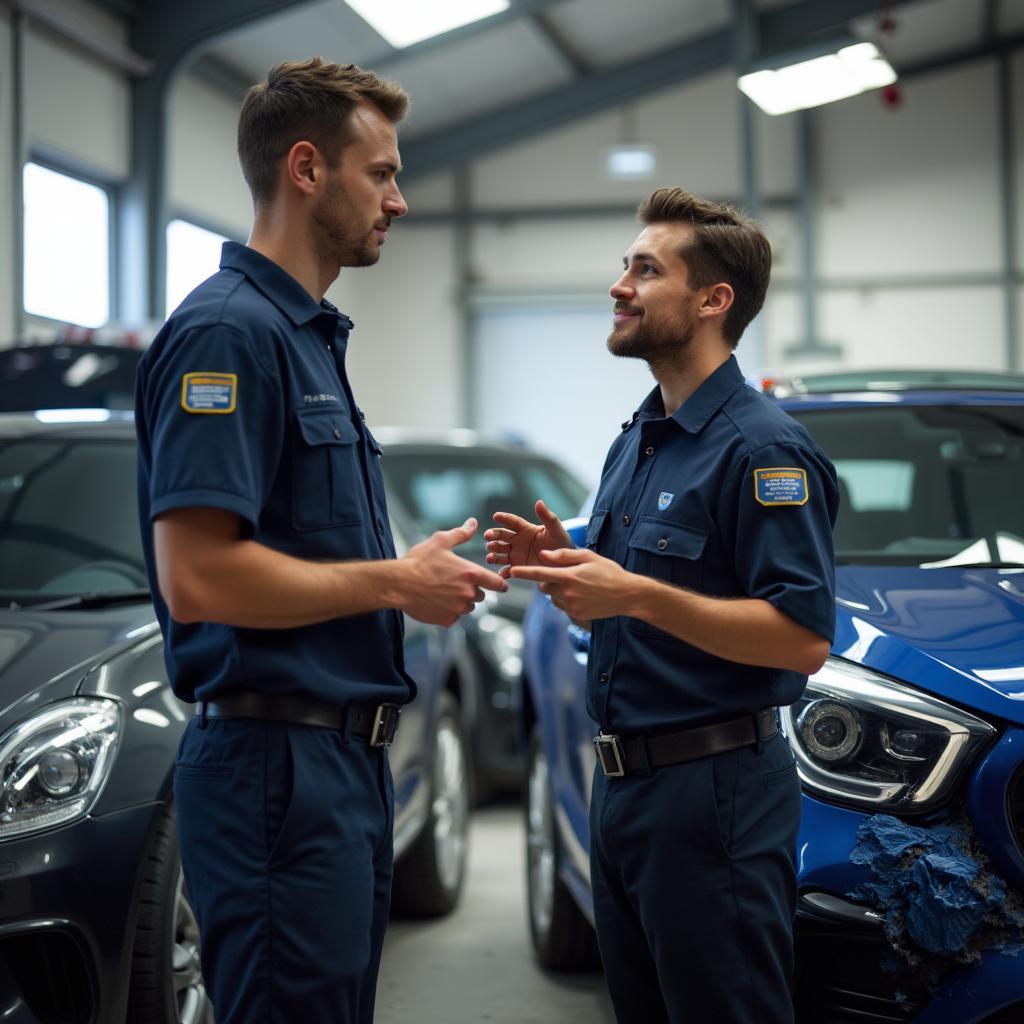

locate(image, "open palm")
(484, 500), (573, 578)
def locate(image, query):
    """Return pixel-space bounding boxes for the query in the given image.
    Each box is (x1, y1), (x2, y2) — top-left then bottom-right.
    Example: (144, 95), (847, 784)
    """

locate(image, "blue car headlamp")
(780, 658), (994, 811)
(0, 698), (122, 840)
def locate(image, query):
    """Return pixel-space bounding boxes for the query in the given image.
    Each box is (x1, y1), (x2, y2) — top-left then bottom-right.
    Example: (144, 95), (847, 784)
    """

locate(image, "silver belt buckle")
(370, 703), (401, 747)
(594, 733), (626, 777)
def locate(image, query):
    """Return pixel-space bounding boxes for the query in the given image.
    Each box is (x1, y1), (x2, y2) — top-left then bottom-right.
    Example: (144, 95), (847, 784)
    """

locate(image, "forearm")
(157, 533), (405, 629)
(624, 576), (829, 675)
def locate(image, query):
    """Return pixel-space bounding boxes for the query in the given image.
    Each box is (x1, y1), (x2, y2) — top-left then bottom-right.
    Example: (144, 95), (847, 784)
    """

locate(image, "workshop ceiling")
(104, 0), (1022, 177)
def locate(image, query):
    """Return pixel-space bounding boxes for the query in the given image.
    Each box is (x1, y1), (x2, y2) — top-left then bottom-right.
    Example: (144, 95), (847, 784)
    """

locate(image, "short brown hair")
(638, 187), (771, 348)
(237, 57), (409, 206)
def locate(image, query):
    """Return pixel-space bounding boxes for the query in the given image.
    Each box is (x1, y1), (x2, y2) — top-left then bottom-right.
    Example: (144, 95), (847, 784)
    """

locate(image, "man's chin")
(607, 330), (645, 359)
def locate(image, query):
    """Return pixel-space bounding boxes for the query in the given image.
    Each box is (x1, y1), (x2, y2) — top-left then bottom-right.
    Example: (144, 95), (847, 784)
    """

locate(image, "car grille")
(1009, 763), (1024, 865)
(0, 930), (93, 1024)
(795, 918), (918, 1023)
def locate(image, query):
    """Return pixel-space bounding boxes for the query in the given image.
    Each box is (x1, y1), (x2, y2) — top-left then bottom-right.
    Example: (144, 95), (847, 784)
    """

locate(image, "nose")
(609, 273), (633, 299)
(385, 184), (408, 219)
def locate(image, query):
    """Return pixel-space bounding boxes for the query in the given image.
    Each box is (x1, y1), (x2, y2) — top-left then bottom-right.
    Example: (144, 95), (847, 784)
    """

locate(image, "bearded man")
(486, 187), (839, 1024)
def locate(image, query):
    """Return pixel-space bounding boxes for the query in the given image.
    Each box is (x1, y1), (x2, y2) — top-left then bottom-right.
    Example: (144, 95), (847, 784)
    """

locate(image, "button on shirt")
(586, 356), (838, 734)
(135, 241), (414, 707)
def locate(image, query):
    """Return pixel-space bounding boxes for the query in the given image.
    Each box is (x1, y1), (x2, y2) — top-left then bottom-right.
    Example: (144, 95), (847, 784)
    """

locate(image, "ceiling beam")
(399, 0), (888, 180)
(528, 10), (590, 77)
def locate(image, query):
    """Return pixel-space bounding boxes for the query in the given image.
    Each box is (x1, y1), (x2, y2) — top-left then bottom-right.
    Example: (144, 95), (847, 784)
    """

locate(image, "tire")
(392, 691), (471, 917)
(127, 801), (214, 1024)
(525, 727), (600, 971)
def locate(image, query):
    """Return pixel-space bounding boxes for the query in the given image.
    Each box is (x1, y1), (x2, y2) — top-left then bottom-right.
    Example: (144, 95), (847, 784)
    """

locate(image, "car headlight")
(780, 658), (994, 812)
(0, 698), (122, 841)
(475, 613), (524, 686)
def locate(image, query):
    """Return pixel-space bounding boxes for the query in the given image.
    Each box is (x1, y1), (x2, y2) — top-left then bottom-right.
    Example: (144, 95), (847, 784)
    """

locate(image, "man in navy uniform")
(136, 58), (506, 1024)
(486, 187), (837, 1024)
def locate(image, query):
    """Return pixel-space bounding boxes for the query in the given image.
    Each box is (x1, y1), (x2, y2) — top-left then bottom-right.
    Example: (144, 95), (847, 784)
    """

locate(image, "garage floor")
(377, 804), (615, 1024)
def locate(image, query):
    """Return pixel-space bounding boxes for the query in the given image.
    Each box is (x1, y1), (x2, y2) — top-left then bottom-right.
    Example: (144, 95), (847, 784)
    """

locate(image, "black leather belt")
(197, 692), (401, 747)
(594, 708), (779, 777)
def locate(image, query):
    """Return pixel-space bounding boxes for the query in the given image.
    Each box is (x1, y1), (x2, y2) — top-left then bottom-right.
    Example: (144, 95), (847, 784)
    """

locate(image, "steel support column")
(785, 110), (840, 358)
(998, 54), (1020, 370)
(733, 0), (764, 371)
(10, 9), (25, 337)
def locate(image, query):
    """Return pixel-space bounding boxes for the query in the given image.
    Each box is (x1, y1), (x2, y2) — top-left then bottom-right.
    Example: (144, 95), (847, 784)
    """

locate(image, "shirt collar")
(628, 355), (746, 434)
(219, 241), (352, 328)
(672, 355), (746, 433)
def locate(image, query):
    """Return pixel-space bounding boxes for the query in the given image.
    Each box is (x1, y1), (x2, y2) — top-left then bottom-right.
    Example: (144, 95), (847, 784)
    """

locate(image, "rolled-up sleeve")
(140, 325), (283, 536)
(718, 442), (839, 642)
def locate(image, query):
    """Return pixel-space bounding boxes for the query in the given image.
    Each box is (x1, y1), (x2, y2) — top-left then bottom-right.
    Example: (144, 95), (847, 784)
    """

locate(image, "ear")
(697, 282), (734, 321)
(284, 141), (320, 197)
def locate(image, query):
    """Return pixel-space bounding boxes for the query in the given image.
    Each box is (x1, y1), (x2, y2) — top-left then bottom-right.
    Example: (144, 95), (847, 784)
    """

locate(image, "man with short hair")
(487, 187), (838, 1024)
(136, 57), (506, 1024)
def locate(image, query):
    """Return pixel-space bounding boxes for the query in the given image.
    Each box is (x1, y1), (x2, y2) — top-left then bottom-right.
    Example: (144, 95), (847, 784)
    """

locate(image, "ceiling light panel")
(344, 0), (510, 49)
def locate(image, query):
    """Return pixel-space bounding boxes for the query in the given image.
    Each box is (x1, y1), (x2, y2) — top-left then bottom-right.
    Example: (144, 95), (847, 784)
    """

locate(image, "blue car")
(519, 371), (1024, 1023)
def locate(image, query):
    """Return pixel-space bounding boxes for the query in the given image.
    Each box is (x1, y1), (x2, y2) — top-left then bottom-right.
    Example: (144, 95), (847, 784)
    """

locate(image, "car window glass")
(384, 452), (588, 546)
(0, 439), (145, 596)
(793, 405), (1024, 566)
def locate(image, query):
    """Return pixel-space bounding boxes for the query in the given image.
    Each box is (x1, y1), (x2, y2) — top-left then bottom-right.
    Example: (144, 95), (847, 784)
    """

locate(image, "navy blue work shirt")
(585, 355), (837, 733)
(135, 241), (414, 708)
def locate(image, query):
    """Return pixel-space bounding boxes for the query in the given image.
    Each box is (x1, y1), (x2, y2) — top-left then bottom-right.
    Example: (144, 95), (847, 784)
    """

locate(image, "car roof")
(767, 368), (1024, 397)
(370, 425), (540, 457)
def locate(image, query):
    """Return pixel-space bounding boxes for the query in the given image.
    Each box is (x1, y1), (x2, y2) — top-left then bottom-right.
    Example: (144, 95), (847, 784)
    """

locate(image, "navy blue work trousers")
(174, 717), (393, 1024)
(590, 731), (800, 1024)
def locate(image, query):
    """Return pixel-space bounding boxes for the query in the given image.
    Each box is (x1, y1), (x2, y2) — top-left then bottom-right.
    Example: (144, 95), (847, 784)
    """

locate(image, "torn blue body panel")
(849, 814), (1024, 993)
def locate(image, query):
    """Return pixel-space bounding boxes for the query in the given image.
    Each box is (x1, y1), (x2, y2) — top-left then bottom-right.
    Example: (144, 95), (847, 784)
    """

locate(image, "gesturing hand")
(484, 500), (574, 579)
(401, 518), (508, 627)
(509, 547), (635, 623)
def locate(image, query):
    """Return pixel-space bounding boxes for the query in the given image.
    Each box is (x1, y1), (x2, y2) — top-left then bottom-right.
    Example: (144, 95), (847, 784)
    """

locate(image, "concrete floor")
(376, 804), (616, 1024)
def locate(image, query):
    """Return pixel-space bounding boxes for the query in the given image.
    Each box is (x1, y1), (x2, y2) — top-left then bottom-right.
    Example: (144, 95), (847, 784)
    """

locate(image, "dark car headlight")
(0, 698), (122, 840)
(780, 658), (995, 812)
(475, 612), (524, 685)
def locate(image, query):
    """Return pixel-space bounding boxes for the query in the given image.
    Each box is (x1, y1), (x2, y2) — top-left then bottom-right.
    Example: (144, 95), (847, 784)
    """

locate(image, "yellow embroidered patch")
(181, 373), (237, 414)
(754, 467), (808, 506)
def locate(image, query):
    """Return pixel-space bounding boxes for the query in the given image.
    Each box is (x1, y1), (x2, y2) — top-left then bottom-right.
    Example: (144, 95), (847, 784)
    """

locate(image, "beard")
(607, 306), (696, 364)
(312, 179), (381, 269)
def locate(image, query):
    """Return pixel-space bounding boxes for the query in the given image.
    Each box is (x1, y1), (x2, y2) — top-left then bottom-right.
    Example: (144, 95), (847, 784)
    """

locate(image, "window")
(23, 163), (110, 328)
(165, 219), (229, 319)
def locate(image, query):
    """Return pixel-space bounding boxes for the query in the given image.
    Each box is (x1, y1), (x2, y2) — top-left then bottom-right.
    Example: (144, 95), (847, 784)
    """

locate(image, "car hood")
(0, 603), (158, 728)
(833, 565), (1024, 724)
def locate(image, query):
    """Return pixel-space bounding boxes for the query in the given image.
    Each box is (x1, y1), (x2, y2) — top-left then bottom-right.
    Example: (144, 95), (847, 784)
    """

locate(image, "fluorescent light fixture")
(739, 42), (896, 116)
(605, 145), (657, 181)
(34, 408), (111, 424)
(344, 0), (509, 49)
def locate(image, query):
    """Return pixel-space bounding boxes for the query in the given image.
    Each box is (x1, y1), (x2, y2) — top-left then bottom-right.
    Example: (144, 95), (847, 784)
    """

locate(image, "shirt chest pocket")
(626, 517), (707, 589)
(291, 409), (363, 531)
(626, 517), (708, 641)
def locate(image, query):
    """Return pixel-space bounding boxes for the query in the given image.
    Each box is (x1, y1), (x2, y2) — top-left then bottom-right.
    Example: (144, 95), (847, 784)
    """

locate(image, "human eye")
(640, 263), (657, 275)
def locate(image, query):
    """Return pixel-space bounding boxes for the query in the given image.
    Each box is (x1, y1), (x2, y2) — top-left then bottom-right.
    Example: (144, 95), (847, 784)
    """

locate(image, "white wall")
(167, 74), (251, 236)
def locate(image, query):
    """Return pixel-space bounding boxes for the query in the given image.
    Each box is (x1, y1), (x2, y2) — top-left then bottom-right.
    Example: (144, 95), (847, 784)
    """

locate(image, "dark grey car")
(375, 429), (589, 800)
(0, 412), (476, 1024)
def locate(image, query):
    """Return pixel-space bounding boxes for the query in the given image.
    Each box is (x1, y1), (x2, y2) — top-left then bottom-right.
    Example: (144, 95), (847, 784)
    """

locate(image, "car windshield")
(0, 437), (147, 603)
(792, 404), (1024, 567)
(383, 450), (589, 555)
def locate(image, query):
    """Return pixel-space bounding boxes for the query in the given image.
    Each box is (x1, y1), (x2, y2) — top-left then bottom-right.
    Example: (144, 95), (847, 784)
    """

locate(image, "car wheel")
(525, 727), (600, 971)
(392, 691), (471, 917)
(128, 801), (214, 1024)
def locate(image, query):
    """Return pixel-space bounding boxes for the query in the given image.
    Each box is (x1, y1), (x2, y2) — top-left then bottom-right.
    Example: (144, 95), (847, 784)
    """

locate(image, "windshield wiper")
(27, 589), (151, 611)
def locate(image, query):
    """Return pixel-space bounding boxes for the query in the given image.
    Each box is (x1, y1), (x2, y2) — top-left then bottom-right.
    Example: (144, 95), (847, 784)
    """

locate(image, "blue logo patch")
(754, 468), (808, 506)
(181, 372), (237, 414)
(657, 492), (675, 511)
